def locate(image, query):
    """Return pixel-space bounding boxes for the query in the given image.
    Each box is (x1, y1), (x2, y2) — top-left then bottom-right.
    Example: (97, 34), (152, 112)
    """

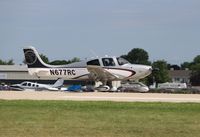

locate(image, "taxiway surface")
(0, 90), (200, 102)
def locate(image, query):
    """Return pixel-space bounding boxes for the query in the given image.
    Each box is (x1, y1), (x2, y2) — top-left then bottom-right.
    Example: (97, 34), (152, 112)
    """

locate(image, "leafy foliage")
(190, 63), (200, 86)
(50, 60), (69, 65)
(168, 64), (181, 70)
(189, 55), (200, 85)
(40, 54), (49, 64)
(151, 60), (171, 84)
(181, 62), (192, 70)
(49, 57), (80, 65)
(121, 48), (150, 65)
(193, 55), (200, 64)
(0, 59), (14, 65)
(23, 52), (80, 65)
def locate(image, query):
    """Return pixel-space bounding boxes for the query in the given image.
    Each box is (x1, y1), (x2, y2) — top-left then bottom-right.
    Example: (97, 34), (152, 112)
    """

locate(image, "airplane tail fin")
(52, 78), (64, 88)
(23, 46), (49, 68)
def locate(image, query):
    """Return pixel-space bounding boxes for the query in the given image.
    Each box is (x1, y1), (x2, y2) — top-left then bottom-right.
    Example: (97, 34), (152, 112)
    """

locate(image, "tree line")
(1, 48), (200, 85)
(0, 59), (14, 65)
(36, 54), (80, 65)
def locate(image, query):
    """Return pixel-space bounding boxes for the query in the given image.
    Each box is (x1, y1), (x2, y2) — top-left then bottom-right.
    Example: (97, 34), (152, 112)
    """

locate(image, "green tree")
(70, 57), (80, 63)
(151, 60), (171, 84)
(181, 62), (192, 70)
(7, 59), (14, 65)
(50, 60), (68, 65)
(121, 48), (150, 65)
(193, 55), (200, 64)
(169, 64), (181, 70)
(50, 57), (80, 65)
(40, 54), (49, 64)
(190, 55), (200, 85)
(190, 63), (200, 86)
(0, 59), (14, 65)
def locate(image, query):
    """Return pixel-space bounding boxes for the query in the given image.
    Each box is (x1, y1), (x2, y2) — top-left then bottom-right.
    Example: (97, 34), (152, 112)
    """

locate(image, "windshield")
(87, 59), (100, 66)
(102, 58), (115, 66)
(117, 57), (129, 65)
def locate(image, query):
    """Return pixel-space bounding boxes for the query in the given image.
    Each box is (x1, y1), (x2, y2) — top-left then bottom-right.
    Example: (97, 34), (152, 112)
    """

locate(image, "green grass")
(0, 101), (200, 137)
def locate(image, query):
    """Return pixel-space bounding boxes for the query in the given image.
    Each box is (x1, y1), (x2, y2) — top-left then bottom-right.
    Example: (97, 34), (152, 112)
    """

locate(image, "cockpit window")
(87, 59), (100, 66)
(28, 83), (31, 87)
(117, 57), (129, 65)
(22, 82), (27, 86)
(102, 58), (115, 66)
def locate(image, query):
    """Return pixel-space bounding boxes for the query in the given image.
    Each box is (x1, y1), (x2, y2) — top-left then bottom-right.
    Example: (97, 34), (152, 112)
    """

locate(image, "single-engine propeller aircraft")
(23, 46), (152, 91)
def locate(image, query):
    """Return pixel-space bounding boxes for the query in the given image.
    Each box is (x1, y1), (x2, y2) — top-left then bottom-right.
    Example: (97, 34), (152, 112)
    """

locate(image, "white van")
(157, 82), (187, 89)
(119, 82), (149, 92)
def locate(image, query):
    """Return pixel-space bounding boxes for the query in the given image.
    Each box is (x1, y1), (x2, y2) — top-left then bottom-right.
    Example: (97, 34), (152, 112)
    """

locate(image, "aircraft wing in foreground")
(87, 65), (119, 81)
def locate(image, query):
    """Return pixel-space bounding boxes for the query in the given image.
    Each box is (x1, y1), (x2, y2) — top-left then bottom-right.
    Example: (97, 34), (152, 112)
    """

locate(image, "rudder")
(23, 46), (49, 68)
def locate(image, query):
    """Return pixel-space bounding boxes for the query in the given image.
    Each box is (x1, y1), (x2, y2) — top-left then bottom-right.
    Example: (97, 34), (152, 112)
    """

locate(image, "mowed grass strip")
(0, 100), (200, 137)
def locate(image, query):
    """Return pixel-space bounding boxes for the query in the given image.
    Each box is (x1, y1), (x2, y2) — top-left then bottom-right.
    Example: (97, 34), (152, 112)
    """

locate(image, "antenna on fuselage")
(90, 49), (98, 58)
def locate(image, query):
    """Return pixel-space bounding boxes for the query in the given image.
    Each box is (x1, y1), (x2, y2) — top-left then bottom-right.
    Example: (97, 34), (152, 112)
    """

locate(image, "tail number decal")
(50, 69), (76, 76)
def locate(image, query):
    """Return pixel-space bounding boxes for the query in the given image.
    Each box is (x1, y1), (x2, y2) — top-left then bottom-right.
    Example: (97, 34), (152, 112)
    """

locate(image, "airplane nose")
(148, 67), (159, 73)
(128, 64), (153, 80)
(149, 67), (153, 71)
(145, 66), (153, 75)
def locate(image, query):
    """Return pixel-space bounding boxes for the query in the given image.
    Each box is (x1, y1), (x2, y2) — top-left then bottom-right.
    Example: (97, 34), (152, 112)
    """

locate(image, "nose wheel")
(95, 81), (119, 92)
(95, 85), (110, 92)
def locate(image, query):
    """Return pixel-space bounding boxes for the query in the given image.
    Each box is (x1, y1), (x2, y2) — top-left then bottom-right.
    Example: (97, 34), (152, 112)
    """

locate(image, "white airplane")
(23, 46), (153, 91)
(11, 78), (64, 91)
(119, 82), (149, 92)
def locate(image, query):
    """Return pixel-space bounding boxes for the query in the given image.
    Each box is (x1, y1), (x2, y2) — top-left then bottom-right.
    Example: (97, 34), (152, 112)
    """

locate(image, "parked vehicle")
(118, 82), (149, 92)
(157, 82), (187, 89)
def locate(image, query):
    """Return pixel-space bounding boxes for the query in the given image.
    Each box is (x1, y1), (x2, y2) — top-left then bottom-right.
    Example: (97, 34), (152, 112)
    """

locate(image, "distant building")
(168, 69), (191, 84)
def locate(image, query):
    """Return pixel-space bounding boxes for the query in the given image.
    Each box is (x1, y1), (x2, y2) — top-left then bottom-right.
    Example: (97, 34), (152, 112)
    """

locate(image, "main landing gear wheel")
(96, 85), (110, 92)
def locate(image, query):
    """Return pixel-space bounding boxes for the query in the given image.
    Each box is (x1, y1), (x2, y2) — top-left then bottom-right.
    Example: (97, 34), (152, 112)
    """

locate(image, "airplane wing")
(47, 87), (59, 91)
(52, 78), (64, 88)
(87, 65), (119, 82)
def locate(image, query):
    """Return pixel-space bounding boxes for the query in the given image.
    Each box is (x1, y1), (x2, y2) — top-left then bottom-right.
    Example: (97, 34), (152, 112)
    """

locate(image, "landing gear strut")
(95, 85), (110, 91)
(95, 81), (119, 92)
(95, 80), (110, 91)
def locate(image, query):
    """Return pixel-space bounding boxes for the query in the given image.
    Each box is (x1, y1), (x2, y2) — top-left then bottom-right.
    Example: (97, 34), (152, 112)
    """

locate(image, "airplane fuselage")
(28, 63), (152, 81)
(23, 46), (152, 83)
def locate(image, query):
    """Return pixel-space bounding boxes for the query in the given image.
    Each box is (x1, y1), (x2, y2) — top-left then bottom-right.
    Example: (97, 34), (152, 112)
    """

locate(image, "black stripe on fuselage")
(102, 67), (136, 78)
(72, 74), (89, 79)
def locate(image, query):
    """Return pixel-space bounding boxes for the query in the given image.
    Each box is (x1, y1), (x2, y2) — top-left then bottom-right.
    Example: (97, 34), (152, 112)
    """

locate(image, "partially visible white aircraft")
(23, 46), (153, 91)
(119, 82), (149, 92)
(157, 82), (187, 90)
(11, 78), (64, 91)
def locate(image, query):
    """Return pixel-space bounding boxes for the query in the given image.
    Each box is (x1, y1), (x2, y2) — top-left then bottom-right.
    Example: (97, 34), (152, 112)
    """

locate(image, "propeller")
(152, 67), (159, 72)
